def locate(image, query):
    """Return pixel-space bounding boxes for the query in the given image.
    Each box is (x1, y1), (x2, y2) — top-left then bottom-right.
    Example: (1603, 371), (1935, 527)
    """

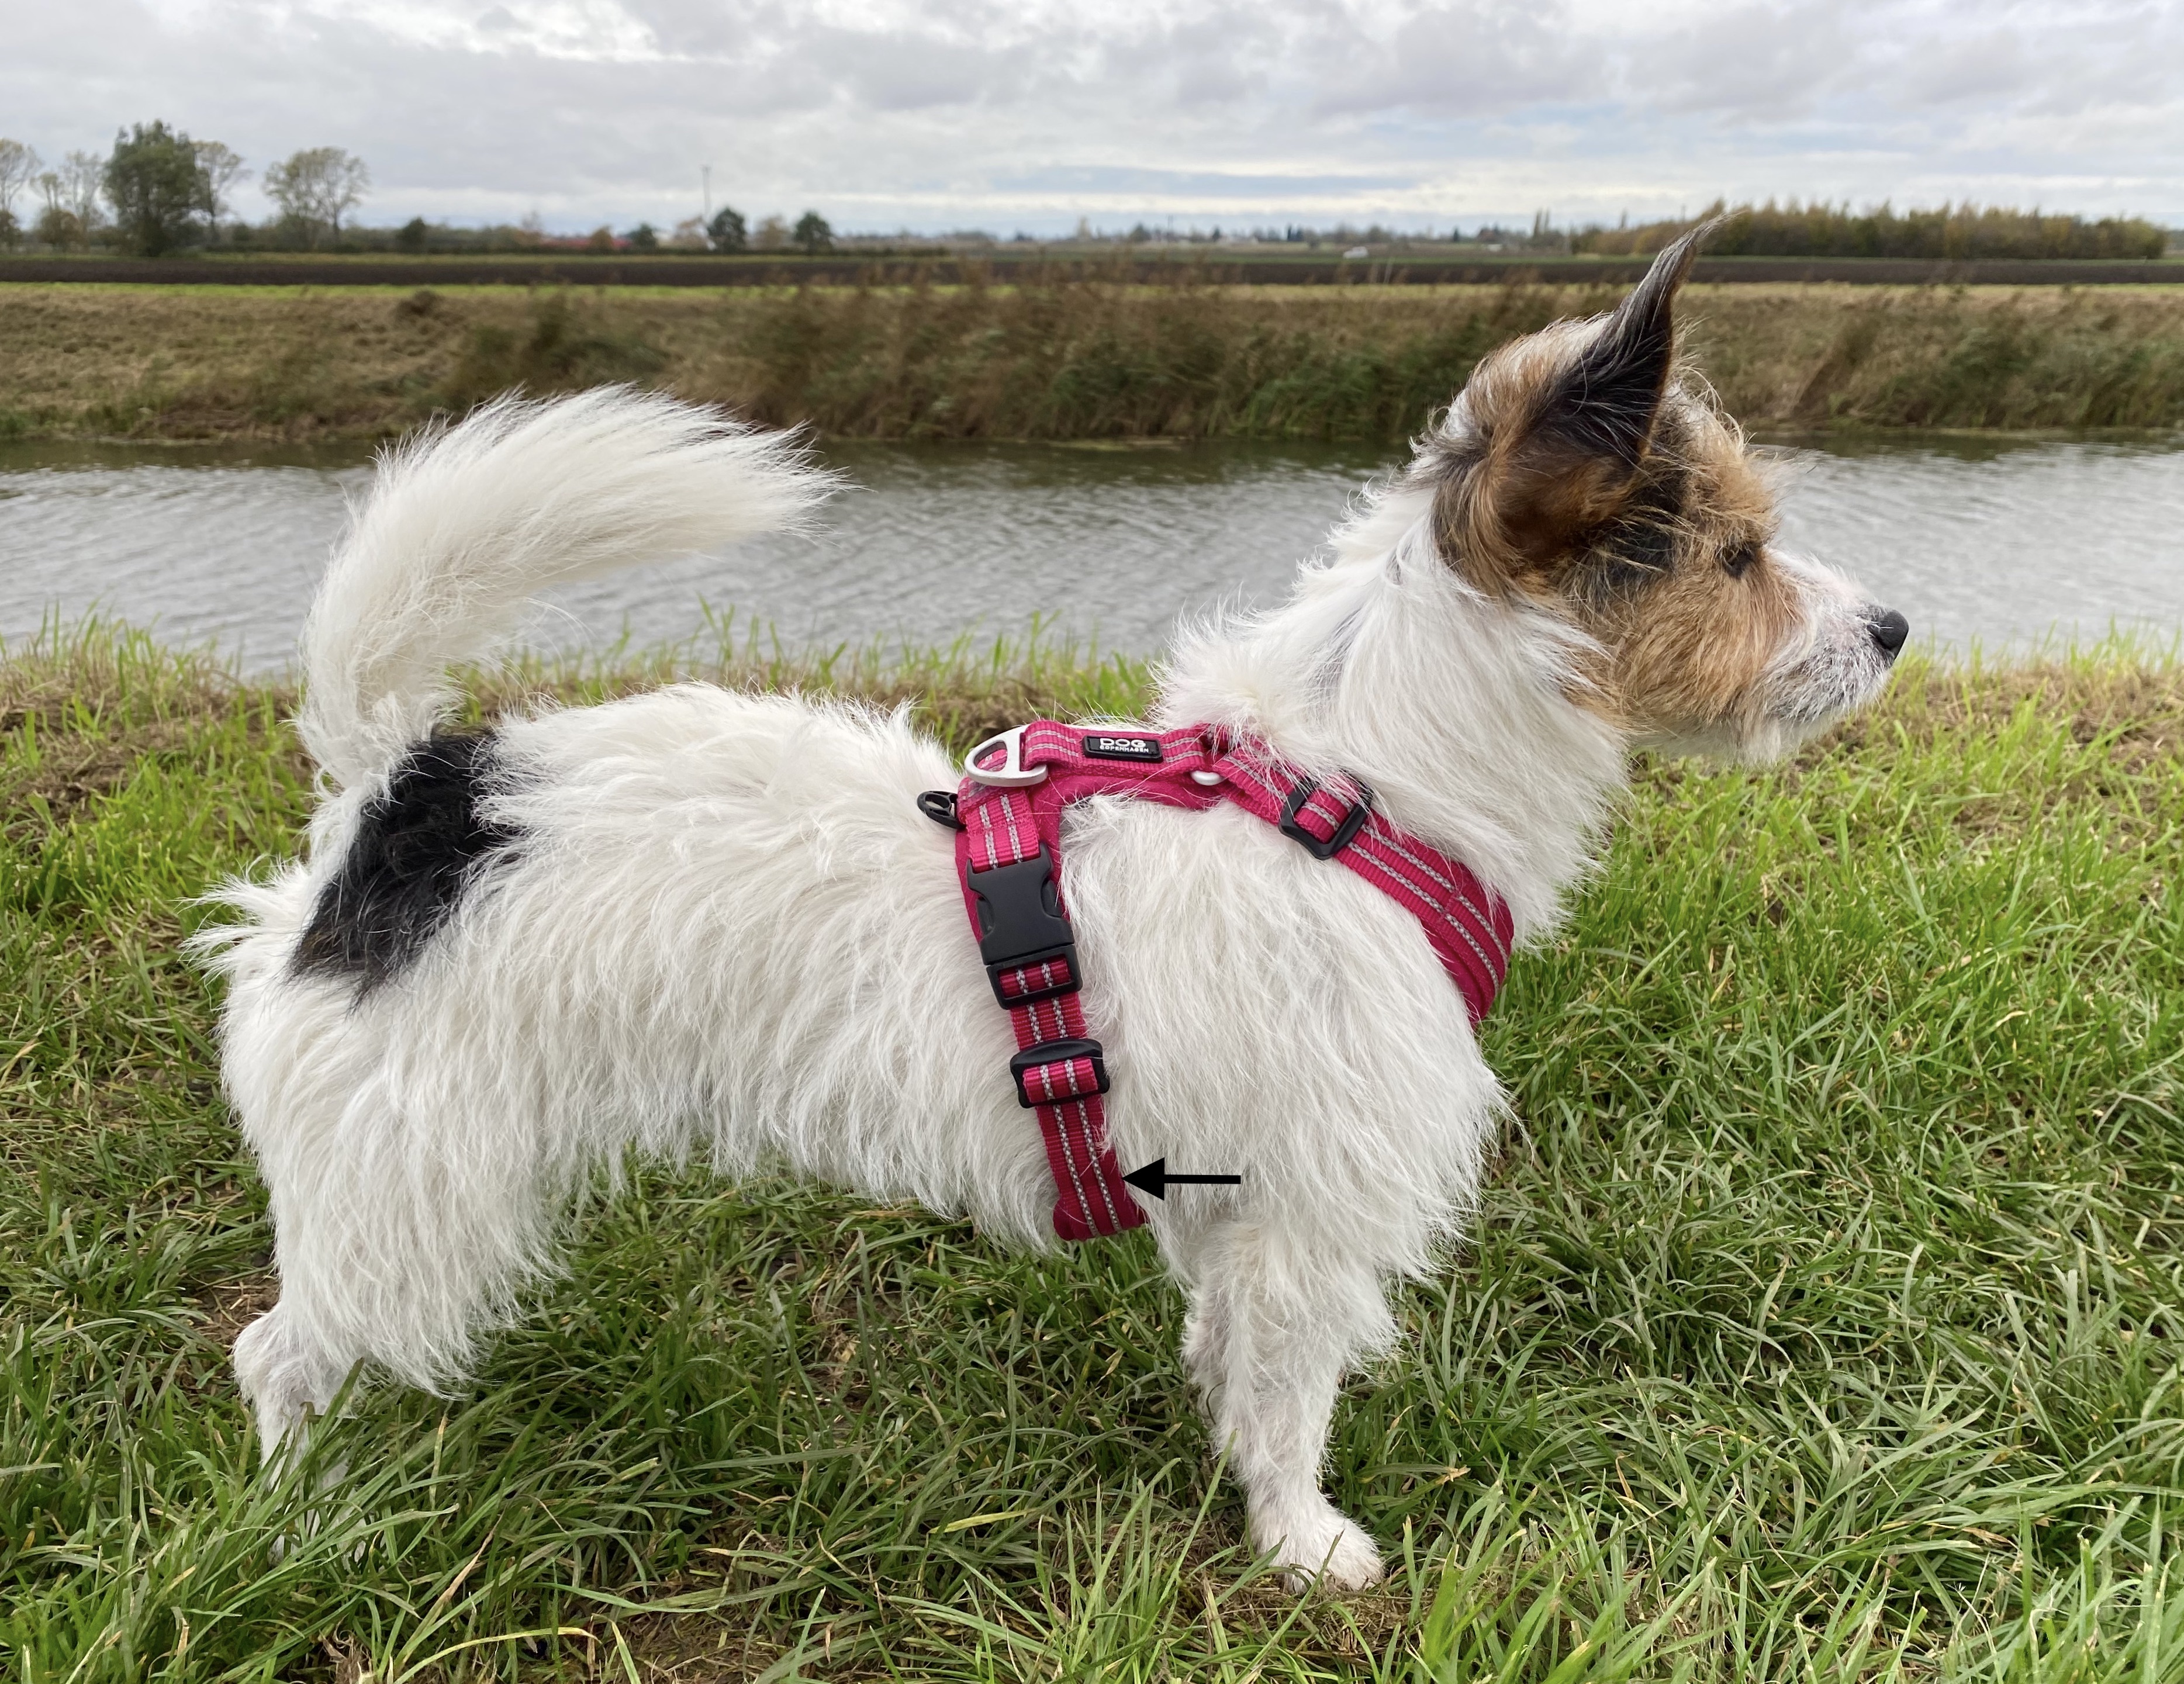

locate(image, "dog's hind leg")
(233, 1299), (355, 1464)
(1179, 1219), (1396, 1591)
(231, 1068), (562, 1463)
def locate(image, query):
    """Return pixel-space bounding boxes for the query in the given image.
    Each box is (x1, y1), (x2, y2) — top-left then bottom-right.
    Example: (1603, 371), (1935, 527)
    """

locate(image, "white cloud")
(2, 0), (2177, 233)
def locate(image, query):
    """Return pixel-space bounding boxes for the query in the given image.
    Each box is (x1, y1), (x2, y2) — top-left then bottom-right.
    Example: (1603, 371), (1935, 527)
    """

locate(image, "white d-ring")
(964, 724), (1049, 787)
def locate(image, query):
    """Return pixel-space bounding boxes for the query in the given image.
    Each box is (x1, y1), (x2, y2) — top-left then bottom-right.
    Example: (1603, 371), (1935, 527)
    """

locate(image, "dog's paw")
(1262, 1508), (1385, 1593)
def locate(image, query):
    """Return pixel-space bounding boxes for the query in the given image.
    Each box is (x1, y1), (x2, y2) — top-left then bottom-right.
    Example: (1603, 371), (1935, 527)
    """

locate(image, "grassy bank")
(5, 278), (2184, 446)
(5, 621), (2183, 1680)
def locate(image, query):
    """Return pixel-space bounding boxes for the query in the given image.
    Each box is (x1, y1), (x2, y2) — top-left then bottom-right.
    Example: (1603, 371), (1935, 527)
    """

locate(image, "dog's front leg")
(1179, 1217), (1393, 1590)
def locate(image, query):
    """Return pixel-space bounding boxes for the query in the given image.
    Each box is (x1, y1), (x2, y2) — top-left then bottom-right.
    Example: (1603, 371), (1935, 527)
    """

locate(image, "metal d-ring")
(964, 724), (1049, 788)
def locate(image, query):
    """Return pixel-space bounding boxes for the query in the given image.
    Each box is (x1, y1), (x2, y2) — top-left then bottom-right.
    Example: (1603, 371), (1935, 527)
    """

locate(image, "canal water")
(1, 434), (2179, 669)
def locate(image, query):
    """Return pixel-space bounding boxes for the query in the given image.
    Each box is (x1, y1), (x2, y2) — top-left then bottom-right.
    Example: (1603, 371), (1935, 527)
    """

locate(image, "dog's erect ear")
(1443, 220), (1715, 581)
(1533, 220), (1708, 472)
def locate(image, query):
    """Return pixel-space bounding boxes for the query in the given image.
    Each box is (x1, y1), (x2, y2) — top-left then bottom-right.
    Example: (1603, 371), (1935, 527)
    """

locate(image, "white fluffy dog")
(199, 232), (1906, 1589)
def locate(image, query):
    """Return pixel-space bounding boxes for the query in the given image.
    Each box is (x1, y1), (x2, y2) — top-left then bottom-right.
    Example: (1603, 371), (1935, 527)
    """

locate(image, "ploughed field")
(4, 624), (2182, 1680)
(4, 278), (2184, 445)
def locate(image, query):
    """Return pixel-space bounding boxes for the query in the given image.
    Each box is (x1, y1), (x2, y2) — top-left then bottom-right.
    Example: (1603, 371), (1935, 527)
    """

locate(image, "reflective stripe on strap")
(1208, 748), (1512, 1025)
(996, 956), (1078, 1002)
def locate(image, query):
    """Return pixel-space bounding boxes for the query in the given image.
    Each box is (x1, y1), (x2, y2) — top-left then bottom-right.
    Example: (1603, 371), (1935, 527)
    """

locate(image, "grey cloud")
(1893, 26), (2037, 106)
(1293, 1), (1591, 119)
(1623, 2), (1865, 121)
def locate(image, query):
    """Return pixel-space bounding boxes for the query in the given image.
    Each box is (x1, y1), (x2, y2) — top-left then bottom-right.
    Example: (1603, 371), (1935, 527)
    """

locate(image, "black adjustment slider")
(1277, 775), (1374, 860)
(1008, 1038), (1110, 1108)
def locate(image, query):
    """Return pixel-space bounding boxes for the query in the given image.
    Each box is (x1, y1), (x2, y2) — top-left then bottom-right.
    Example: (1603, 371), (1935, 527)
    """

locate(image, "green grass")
(4, 621), (2183, 1680)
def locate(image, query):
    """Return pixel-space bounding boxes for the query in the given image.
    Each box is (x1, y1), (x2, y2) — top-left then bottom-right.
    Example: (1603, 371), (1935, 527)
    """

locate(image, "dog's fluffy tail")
(298, 387), (831, 790)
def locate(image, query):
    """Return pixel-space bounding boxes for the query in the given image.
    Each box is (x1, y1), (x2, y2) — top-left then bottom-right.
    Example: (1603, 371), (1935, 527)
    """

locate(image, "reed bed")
(4, 617), (2183, 1679)
(5, 275), (2183, 447)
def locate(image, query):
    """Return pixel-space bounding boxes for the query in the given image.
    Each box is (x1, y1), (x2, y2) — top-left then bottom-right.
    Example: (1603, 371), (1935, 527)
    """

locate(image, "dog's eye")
(1723, 543), (1760, 579)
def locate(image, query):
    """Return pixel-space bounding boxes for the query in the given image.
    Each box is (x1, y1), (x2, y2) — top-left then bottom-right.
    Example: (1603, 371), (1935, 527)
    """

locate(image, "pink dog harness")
(927, 721), (1515, 1242)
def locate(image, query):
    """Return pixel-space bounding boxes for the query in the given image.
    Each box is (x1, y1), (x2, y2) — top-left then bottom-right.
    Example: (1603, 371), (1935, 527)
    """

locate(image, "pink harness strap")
(946, 722), (1513, 1242)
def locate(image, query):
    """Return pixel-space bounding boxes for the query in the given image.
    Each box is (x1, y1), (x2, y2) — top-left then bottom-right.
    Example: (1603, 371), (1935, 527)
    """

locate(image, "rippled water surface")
(1, 433), (2179, 669)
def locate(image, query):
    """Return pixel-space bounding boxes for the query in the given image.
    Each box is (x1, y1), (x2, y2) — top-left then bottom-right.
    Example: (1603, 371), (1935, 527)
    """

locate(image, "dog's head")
(1418, 226), (1906, 762)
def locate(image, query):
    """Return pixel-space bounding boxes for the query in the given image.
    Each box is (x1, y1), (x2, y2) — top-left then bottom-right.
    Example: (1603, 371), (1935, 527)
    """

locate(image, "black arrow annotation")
(1123, 1157), (1244, 1201)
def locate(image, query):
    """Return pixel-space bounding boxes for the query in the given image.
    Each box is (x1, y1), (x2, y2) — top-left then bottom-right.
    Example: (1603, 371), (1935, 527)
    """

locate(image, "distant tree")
(753, 213), (787, 251)
(36, 204), (85, 251)
(0, 209), (16, 250)
(0, 139), (40, 223)
(264, 147), (369, 248)
(395, 215), (428, 253)
(192, 140), (248, 235)
(625, 222), (658, 251)
(706, 205), (747, 252)
(62, 150), (109, 232)
(792, 210), (832, 255)
(669, 215), (707, 250)
(103, 123), (209, 256)
(586, 225), (615, 253)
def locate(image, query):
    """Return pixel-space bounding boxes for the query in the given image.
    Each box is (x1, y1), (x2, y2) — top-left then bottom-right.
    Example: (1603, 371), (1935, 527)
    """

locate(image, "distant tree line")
(382, 205), (835, 256)
(1, 138), (2166, 264)
(1061, 206), (2179, 257)
(1573, 199), (2169, 262)
(0, 129), (838, 260)
(552, 206), (833, 255)
(0, 125), (368, 255)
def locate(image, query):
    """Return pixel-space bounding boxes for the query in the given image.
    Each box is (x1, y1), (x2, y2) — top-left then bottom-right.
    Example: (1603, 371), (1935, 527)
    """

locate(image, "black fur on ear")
(1428, 217), (1719, 587)
(1535, 218), (1716, 470)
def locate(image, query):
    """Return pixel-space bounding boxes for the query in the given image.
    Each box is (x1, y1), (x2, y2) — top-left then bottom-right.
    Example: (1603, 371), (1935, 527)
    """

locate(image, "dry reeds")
(5, 274), (2184, 444)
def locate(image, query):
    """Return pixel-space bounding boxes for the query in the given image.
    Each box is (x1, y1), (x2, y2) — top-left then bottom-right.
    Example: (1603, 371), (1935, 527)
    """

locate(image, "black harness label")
(1081, 734), (1163, 763)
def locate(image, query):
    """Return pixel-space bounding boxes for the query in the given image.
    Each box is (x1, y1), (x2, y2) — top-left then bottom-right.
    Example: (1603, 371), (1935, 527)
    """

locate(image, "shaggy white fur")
(199, 303), (1900, 1590)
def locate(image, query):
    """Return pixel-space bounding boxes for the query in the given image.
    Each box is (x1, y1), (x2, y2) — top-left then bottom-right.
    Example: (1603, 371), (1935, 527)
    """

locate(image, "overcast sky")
(4, 0), (2179, 236)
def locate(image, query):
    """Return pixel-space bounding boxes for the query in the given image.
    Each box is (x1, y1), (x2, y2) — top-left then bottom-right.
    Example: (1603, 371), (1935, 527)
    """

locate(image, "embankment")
(4, 278), (2183, 444)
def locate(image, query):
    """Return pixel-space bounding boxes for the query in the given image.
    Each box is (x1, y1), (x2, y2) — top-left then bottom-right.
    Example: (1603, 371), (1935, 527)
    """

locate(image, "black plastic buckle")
(1008, 1038), (1110, 1108)
(1278, 775), (1374, 860)
(963, 845), (1080, 1006)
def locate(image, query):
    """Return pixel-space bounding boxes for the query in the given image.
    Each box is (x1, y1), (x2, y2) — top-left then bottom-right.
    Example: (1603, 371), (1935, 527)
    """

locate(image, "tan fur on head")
(1584, 398), (1805, 745)
(1419, 224), (1899, 760)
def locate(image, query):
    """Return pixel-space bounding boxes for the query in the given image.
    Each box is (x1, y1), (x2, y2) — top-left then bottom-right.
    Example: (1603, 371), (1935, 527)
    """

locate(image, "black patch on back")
(292, 731), (520, 993)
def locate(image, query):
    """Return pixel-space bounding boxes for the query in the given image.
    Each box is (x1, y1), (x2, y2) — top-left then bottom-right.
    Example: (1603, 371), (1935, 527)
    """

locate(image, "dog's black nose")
(1868, 610), (1910, 659)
